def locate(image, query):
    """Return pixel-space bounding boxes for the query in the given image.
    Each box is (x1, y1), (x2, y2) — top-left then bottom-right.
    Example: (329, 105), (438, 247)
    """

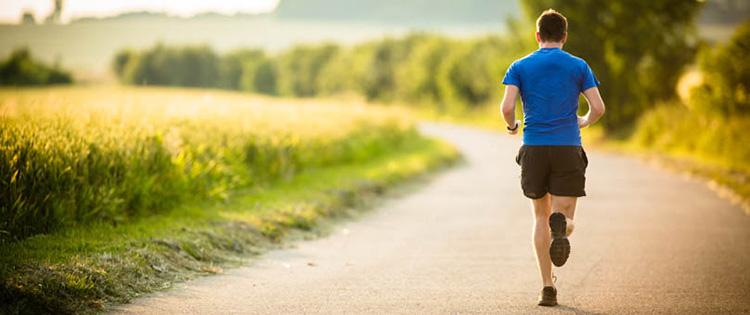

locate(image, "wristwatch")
(507, 121), (519, 131)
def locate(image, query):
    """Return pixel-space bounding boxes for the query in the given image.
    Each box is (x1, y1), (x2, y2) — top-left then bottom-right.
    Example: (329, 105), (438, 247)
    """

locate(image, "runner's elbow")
(592, 102), (605, 117)
(501, 104), (515, 116)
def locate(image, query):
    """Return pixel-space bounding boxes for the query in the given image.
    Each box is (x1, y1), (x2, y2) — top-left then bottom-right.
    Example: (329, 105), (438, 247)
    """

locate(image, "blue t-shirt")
(502, 47), (600, 146)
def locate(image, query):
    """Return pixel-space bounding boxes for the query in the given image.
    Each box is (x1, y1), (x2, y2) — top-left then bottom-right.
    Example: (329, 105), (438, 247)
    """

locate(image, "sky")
(0, 0), (280, 23)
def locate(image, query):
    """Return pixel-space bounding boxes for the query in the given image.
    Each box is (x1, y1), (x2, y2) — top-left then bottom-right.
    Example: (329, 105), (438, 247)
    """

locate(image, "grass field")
(0, 86), (458, 313)
(0, 86), (420, 242)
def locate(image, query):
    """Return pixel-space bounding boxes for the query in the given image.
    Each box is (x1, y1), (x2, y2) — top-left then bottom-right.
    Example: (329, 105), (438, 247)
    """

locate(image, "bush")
(632, 104), (750, 172)
(691, 21), (750, 116)
(0, 49), (73, 86)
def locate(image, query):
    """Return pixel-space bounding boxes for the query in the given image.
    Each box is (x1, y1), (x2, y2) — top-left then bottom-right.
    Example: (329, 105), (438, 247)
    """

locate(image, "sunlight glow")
(0, 0), (280, 23)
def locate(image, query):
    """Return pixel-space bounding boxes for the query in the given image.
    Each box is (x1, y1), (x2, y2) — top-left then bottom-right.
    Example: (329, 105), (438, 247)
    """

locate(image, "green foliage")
(519, 0), (703, 128)
(357, 38), (412, 101)
(691, 21), (750, 115)
(436, 36), (523, 108)
(394, 36), (452, 105)
(274, 44), (339, 96)
(220, 49), (264, 90)
(0, 48), (73, 86)
(630, 22), (750, 184)
(112, 49), (135, 79)
(113, 34), (526, 112)
(249, 59), (278, 95)
(122, 45), (220, 87)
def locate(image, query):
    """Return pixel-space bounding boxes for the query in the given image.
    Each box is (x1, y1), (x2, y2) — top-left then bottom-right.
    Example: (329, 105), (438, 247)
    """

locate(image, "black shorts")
(515, 145), (588, 199)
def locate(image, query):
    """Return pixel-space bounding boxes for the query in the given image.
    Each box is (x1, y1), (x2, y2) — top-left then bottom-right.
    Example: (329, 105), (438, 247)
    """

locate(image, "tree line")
(113, 0), (748, 130)
(0, 49), (73, 86)
(113, 34), (526, 114)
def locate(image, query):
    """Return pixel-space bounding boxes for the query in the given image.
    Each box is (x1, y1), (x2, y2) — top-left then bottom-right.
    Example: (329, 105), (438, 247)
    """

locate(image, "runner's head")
(536, 9), (567, 44)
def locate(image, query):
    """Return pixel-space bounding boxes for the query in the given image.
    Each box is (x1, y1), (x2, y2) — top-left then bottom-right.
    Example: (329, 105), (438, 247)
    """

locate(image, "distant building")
(21, 11), (36, 25)
(45, 0), (63, 24)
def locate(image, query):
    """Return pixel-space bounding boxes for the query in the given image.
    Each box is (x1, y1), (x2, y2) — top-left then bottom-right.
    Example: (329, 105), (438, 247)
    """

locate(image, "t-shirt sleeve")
(502, 61), (521, 87)
(580, 62), (600, 92)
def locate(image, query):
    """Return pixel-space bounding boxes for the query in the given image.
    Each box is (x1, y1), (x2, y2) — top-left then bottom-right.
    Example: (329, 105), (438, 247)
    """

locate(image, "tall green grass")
(0, 86), (415, 243)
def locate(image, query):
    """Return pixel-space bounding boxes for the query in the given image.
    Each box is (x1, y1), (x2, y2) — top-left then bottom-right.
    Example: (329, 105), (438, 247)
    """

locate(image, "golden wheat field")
(0, 86), (416, 242)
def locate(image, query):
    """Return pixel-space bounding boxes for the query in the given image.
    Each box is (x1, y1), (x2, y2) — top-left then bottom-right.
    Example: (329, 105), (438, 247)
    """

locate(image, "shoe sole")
(549, 212), (570, 267)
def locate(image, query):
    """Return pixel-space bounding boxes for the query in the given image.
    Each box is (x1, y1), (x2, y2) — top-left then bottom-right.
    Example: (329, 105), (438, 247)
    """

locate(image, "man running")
(500, 9), (606, 307)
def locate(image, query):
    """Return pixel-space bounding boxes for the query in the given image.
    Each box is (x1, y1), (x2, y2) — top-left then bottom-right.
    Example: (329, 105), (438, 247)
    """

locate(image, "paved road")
(117, 123), (750, 314)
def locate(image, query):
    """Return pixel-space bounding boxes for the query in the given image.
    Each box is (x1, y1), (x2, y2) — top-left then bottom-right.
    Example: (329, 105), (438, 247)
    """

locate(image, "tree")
(112, 49), (135, 78)
(436, 36), (523, 108)
(394, 35), (453, 105)
(21, 11), (36, 25)
(358, 37), (416, 101)
(519, 0), (703, 129)
(0, 48), (72, 85)
(220, 49), (264, 90)
(113, 45), (220, 87)
(275, 44), (339, 97)
(248, 59), (277, 95)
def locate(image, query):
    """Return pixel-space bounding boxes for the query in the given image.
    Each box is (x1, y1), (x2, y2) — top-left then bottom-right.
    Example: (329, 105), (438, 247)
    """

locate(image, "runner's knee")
(550, 195), (576, 213)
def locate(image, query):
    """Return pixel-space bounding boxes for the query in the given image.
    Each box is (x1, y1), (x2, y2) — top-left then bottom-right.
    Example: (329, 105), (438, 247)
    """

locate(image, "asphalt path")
(116, 123), (750, 314)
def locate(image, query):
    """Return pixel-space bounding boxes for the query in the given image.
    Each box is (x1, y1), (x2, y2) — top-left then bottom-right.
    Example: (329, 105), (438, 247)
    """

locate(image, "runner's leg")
(551, 195), (576, 236)
(531, 193), (554, 287)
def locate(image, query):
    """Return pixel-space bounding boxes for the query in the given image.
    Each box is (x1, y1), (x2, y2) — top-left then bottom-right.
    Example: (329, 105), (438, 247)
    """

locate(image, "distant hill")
(71, 11), (171, 23)
(70, 11), (271, 24)
(275, 0), (519, 25)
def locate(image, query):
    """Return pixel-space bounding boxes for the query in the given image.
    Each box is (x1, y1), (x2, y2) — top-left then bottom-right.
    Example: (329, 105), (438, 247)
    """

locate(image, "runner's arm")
(579, 87), (606, 128)
(501, 85), (521, 134)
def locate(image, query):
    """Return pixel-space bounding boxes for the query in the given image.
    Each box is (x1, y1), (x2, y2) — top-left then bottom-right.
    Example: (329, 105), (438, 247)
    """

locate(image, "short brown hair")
(536, 9), (567, 42)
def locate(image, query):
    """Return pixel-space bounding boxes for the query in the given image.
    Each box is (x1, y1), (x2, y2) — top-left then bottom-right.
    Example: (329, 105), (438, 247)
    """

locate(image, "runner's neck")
(539, 42), (564, 49)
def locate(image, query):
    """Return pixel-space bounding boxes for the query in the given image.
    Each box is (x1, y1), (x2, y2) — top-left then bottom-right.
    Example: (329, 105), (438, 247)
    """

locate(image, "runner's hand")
(507, 120), (521, 135)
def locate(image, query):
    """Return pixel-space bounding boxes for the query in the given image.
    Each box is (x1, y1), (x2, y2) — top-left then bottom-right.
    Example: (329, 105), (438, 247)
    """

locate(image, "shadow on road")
(554, 304), (603, 315)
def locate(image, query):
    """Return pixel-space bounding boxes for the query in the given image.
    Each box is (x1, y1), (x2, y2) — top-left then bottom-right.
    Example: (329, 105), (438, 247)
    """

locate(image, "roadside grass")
(598, 138), (750, 214)
(615, 105), (750, 214)
(632, 152), (750, 214)
(0, 135), (459, 314)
